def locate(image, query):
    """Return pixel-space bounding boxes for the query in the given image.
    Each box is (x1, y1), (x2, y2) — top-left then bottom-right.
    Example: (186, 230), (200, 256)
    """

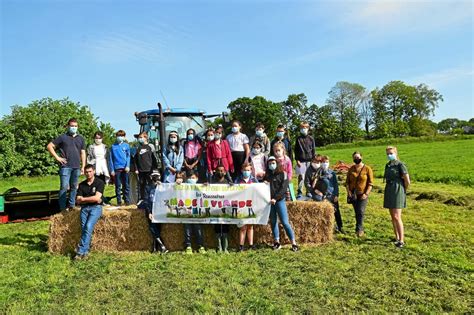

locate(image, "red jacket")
(207, 139), (234, 173)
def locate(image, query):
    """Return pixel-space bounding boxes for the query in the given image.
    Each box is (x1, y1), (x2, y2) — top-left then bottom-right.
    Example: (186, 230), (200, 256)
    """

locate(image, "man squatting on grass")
(74, 164), (105, 260)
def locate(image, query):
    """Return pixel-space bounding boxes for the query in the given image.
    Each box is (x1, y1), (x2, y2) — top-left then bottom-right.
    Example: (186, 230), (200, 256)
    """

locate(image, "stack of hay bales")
(48, 201), (334, 254)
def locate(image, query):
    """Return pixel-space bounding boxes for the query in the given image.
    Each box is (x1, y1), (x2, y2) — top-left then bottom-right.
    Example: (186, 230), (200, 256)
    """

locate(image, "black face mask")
(353, 158), (362, 164)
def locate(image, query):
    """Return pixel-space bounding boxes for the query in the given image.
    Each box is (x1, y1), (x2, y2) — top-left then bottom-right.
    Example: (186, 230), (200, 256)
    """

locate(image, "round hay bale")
(48, 201), (334, 254)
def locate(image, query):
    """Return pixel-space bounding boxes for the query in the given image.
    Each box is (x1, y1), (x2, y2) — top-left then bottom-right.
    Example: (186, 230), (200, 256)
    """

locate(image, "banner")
(152, 183), (271, 224)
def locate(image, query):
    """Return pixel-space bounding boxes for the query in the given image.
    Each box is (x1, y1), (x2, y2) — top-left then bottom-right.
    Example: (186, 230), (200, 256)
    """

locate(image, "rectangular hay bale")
(48, 201), (334, 254)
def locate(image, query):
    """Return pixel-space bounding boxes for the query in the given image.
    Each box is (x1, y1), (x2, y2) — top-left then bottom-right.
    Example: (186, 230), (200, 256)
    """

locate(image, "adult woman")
(346, 151), (374, 237)
(383, 146), (410, 248)
(264, 156), (298, 252)
(87, 131), (110, 184)
(162, 131), (184, 183)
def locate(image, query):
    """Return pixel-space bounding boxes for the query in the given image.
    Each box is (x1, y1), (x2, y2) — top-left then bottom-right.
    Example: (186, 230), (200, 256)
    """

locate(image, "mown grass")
(319, 138), (474, 186)
(1, 138), (473, 312)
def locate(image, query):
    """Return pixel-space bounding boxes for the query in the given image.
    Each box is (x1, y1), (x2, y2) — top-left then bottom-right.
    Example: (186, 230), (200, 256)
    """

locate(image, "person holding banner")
(162, 131), (184, 183)
(235, 163), (259, 251)
(264, 156), (299, 252)
(182, 171), (206, 254)
(210, 166), (233, 253)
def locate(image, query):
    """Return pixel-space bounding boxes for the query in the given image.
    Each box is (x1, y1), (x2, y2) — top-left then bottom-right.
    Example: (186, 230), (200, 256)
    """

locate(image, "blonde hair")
(386, 146), (398, 153)
(273, 142), (287, 155)
(299, 121), (310, 128)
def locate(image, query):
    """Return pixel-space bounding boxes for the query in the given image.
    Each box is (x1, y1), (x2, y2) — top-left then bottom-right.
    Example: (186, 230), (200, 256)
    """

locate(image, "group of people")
(47, 118), (410, 260)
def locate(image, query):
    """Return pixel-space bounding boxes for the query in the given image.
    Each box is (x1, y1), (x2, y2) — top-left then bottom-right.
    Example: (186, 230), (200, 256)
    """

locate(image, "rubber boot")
(216, 235), (223, 253)
(221, 233), (229, 253)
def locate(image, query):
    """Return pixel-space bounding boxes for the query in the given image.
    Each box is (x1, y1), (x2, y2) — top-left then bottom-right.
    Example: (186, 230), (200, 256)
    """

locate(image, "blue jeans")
(59, 167), (81, 210)
(114, 169), (130, 204)
(77, 204), (103, 255)
(270, 199), (295, 242)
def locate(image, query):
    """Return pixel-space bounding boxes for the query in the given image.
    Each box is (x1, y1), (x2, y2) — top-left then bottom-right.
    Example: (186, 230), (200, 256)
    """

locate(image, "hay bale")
(48, 201), (334, 254)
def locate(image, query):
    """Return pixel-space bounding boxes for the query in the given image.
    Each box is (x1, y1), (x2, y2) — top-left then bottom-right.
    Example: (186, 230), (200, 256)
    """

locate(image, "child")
(210, 165), (233, 253)
(294, 122), (316, 199)
(226, 120), (250, 180)
(264, 156), (299, 252)
(270, 124), (293, 161)
(311, 155), (343, 233)
(303, 155), (323, 201)
(198, 128), (213, 183)
(249, 122), (271, 156)
(273, 142), (293, 201)
(183, 128), (202, 177)
(139, 170), (168, 253)
(134, 132), (158, 203)
(108, 130), (131, 206)
(87, 131), (110, 184)
(162, 131), (184, 183)
(235, 163), (259, 251)
(182, 171), (206, 254)
(249, 141), (267, 181)
(207, 128), (234, 180)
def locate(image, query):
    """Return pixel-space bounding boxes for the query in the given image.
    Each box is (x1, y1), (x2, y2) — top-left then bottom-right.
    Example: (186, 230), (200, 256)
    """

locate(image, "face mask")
(353, 158), (362, 164)
(94, 139), (102, 145)
(300, 128), (308, 136)
(187, 178), (197, 184)
(268, 163), (277, 171)
(311, 162), (320, 169)
(169, 137), (177, 144)
(252, 148), (261, 155)
(276, 131), (284, 138)
(322, 162), (329, 170)
(187, 134), (194, 141)
(232, 126), (239, 133)
(387, 153), (396, 161)
(116, 136), (125, 143)
(68, 126), (78, 134)
(207, 135), (215, 141)
(242, 170), (251, 178)
(255, 130), (264, 137)
(138, 137), (145, 144)
(214, 134), (221, 140)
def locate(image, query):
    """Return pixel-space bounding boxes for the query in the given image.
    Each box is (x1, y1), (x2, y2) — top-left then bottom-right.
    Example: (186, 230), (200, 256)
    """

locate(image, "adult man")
(74, 164), (105, 260)
(47, 118), (86, 211)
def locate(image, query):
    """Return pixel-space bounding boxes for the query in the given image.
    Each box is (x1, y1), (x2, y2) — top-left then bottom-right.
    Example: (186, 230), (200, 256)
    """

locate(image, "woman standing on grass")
(383, 146), (410, 248)
(346, 151), (374, 238)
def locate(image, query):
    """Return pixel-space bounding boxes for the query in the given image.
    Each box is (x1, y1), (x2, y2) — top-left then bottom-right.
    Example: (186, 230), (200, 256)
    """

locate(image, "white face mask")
(311, 162), (320, 169)
(94, 139), (103, 145)
(207, 135), (215, 141)
(214, 134), (222, 140)
(322, 162), (329, 170)
(252, 148), (261, 155)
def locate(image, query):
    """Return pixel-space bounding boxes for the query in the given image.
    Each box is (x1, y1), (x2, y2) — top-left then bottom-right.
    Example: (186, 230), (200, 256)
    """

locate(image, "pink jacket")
(277, 155), (293, 179)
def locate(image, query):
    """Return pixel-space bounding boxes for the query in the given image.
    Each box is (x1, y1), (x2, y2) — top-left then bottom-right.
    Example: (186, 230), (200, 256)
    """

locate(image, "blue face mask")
(276, 131), (284, 138)
(242, 170), (251, 178)
(169, 137), (178, 144)
(138, 137), (145, 144)
(255, 130), (264, 137)
(68, 126), (78, 134)
(232, 126), (239, 133)
(268, 163), (277, 171)
(187, 178), (197, 184)
(187, 134), (194, 141)
(300, 128), (308, 136)
(116, 136), (125, 143)
(387, 153), (396, 161)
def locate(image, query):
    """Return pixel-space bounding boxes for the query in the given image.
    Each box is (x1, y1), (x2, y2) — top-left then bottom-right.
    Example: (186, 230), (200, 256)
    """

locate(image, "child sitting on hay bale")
(137, 170), (169, 254)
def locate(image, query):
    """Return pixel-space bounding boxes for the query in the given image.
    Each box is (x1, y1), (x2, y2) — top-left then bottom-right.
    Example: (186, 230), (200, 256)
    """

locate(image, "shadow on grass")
(0, 233), (48, 252)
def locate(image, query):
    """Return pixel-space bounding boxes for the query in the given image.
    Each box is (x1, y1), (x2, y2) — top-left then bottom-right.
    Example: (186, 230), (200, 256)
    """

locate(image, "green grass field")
(1, 138), (473, 312)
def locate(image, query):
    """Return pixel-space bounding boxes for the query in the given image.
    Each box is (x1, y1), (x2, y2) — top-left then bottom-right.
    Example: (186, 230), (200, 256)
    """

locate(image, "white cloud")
(406, 65), (474, 87)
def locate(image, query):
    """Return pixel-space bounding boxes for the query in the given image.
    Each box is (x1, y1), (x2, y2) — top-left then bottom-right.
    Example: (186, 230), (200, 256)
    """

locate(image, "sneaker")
(250, 244), (257, 250)
(185, 246), (193, 254)
(296, 194), (303, 200)
(73, 253), (87, 261)
(395, 241), (405, 248)
(393, 239), (400, 246)
(272, 242), (281, 250)
(198, 246), (206, 254)
(356, 231), (365, 238)
(238, 245), (245, 252)
(291, 244), (299, 252)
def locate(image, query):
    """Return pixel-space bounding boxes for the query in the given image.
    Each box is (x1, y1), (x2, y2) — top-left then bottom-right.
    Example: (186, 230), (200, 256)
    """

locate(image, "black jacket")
(264, 169), (289, 201)
(134, 144), (158, 172)
(294, 135), (316, 162)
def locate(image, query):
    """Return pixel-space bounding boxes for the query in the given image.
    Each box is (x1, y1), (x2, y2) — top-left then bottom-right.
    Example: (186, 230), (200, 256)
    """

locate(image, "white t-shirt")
(226, 133), (249, 152)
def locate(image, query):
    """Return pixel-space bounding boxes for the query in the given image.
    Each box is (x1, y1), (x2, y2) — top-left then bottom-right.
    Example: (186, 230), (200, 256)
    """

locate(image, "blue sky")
(1, 0), (472, 138)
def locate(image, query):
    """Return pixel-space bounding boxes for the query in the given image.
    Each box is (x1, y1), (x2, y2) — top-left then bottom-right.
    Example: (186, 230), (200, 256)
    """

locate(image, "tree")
(303, 104), (339, 146)
(327, 81), (365, 142)
(437, 118), (461, 133)
(371, 81), (442, 138)
(279, 93), (308, 138)
(0, 97), (116, 177)
(227, 96), (284, 137)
